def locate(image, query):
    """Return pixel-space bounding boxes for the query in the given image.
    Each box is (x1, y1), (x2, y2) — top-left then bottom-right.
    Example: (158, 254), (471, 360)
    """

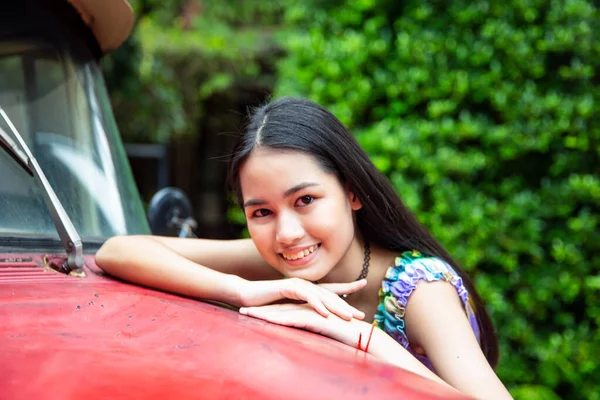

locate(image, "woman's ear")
(346, 185), (363, 211)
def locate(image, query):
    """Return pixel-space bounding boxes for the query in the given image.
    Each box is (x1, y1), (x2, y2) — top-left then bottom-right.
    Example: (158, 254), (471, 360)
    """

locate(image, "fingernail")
(239, 307), (247, 315)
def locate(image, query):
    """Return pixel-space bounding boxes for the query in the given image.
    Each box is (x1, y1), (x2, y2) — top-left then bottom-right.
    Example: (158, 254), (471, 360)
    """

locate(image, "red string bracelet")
(357, 324), (376, 352)
(365, 324), (376, 353)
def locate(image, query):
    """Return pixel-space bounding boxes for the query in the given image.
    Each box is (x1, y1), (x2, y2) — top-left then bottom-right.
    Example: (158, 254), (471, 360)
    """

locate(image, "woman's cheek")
(310, 202), (349, 236)
(315, 204), (356, 253)
(248, 223), (273, 258)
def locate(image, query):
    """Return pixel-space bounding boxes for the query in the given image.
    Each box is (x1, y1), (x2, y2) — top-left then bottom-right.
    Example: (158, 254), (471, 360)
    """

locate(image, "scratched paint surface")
(0, 254), (469, 400)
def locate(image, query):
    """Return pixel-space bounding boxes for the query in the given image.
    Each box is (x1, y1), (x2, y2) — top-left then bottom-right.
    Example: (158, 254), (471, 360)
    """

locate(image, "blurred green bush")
(274, 0), (599, 398)
(102, 0), (283, 143)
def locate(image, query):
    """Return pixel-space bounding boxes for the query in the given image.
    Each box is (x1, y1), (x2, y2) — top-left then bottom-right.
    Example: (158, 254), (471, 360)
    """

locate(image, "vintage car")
(0, 1), (468, 399)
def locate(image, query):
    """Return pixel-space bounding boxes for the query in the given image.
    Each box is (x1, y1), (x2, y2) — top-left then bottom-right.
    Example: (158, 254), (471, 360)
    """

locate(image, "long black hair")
(228, 97), (499, 368)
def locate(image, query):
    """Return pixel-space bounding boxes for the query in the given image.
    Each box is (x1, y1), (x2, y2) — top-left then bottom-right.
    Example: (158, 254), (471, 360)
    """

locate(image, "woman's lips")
(279, 244), (321, 267)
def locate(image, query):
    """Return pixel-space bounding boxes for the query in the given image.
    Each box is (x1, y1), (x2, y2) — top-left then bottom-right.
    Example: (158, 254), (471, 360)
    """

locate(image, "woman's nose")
(275, 212), (305, 245)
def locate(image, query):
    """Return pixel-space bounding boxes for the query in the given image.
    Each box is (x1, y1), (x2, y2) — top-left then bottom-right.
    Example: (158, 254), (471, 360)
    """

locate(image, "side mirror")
(147, 187), (197, 238)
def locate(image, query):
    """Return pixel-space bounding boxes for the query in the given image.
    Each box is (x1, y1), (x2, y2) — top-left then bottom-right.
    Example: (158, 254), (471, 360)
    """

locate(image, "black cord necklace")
(312, 241), (371, 297)
(357, 241), (371, 280)
(341, 241), (370, 298)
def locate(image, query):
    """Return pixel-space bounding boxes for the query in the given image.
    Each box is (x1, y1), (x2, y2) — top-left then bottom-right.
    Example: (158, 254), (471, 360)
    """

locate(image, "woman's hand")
(237, 278), (367, 321)
(239, 302), (365, 347)
(240, 302), (330, 333)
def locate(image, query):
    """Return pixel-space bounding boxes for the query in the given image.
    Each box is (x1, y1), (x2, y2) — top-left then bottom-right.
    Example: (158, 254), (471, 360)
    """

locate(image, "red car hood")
(0, 253), (467, 399)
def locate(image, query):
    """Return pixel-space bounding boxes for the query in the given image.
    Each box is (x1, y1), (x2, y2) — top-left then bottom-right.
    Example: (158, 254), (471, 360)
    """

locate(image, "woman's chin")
(283, 266), (328, 283)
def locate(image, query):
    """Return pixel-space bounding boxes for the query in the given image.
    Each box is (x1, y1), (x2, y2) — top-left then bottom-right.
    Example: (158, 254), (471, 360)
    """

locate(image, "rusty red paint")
(0, 253), (469, 399)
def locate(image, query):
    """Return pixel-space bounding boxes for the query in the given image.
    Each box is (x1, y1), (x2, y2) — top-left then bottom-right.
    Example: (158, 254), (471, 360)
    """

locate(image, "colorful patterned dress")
(373, 250), (481, 372)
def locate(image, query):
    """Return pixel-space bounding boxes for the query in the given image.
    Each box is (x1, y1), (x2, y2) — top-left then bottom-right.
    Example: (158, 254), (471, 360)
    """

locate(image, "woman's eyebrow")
(243, 199), (266, 208)
(243, 182), (321, 208)
(283, 182), (320, 198)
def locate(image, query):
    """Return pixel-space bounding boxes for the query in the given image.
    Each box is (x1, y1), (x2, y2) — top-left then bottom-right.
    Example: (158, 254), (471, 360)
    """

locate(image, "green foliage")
(102, 0), (283, 143)
(275, 0), (599, 398)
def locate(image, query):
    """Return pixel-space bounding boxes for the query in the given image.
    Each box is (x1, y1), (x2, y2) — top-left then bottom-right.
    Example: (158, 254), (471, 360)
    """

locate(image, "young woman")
(96, 97), (513, 399)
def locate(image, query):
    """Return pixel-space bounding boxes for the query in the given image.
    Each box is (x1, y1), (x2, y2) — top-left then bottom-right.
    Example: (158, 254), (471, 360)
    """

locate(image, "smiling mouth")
(280, 244), (321, 261)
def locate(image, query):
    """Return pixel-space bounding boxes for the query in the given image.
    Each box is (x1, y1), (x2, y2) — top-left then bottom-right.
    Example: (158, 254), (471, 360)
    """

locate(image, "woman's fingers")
(319, 279), (367, 295)
(289, 285), (344, 319)
(319, 292), (363, 320)
(303, 292), (332, 318)
(239, 279), (366, 321)
(279, 278), (364, 321)
(319, 279), (367, 319)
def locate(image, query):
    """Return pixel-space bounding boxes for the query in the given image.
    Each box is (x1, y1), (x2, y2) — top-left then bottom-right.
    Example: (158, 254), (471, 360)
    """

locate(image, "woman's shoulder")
(381, 250), (469, 305)
(374, 250), (479, 353)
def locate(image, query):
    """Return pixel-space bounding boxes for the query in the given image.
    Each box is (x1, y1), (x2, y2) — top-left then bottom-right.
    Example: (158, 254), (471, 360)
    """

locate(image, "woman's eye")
(252, 209), (272, 218)
(295, 195), (314, 207)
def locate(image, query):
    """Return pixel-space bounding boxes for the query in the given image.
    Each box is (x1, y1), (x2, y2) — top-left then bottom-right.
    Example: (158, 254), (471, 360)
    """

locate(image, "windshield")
(0, 41), (150, 241)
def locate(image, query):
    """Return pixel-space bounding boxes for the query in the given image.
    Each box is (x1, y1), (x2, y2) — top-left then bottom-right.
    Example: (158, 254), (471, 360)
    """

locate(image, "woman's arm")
(238, 303), (451, 388)
(336, 319), (452, 387)
(101, 235), (281, 281)
(239, 290), (513, 398)
(95, 235), (366, 318)
(405, 281), (513, 400)
(95, 235), (255, 305)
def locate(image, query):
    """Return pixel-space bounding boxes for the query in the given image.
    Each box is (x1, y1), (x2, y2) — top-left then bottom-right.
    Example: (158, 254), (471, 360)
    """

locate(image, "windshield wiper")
(0, 122), (31, 175)
(0, 107), (83, 272)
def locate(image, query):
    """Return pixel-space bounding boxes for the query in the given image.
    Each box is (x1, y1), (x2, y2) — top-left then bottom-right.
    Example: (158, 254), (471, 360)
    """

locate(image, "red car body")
(1, 254), (467, 399)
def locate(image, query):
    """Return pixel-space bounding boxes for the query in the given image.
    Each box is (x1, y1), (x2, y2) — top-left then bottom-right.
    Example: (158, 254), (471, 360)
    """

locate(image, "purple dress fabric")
(373, 250), (481, 372)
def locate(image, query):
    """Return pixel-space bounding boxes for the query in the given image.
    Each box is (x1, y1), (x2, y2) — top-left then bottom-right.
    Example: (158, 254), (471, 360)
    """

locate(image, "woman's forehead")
(241, 148), (321, 176)
(239, 149), (336, 195)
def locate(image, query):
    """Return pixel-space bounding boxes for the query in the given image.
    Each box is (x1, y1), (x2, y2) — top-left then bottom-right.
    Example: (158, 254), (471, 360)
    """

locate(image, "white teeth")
(282, 245), (318, 261)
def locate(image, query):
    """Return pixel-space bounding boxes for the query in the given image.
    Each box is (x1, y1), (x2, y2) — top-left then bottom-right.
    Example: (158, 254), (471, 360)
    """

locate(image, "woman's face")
(239, 148), (362, 281)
